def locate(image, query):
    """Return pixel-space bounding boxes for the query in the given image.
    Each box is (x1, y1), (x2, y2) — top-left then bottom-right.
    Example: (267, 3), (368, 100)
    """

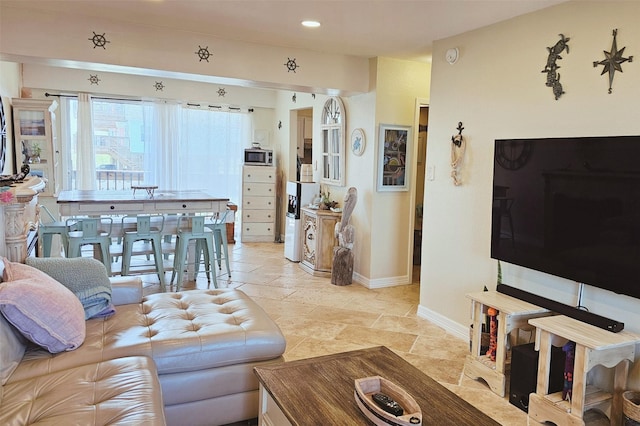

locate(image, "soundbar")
(497, 284), (624, 333)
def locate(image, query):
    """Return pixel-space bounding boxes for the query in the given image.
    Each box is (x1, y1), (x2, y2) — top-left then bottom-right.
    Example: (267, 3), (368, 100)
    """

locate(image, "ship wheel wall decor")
(88, 74), (101, 85)
(195, 45), (212, 62)
(89, 32), (110, 49)
(284, 57), (300, 73)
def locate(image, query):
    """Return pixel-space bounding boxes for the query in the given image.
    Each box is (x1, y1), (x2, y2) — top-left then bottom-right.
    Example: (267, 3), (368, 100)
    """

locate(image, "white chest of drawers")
(242, 165), (276, 242)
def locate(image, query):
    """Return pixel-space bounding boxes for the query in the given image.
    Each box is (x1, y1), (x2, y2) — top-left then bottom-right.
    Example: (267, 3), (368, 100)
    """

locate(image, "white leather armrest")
(109, 276), (143, 305)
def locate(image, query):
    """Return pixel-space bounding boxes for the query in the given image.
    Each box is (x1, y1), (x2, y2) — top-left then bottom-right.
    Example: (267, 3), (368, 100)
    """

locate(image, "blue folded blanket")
(25, 257), (113, 319)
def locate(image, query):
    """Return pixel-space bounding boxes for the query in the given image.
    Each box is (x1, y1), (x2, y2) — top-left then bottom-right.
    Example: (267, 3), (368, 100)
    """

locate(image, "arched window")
(320, 97), (345, 186)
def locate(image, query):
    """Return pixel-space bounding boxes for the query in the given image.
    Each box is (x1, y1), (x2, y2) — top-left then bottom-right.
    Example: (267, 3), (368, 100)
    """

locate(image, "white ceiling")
(3, 0), (567, 62)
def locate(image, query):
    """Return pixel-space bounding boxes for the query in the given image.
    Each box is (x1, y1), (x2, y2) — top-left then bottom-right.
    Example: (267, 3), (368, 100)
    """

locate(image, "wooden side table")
(528, 315), (640, 426)
(464, 291), (551, 397)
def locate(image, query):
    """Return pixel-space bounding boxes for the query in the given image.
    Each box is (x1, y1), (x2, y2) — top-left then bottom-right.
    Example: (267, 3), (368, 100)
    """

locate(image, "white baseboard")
(354, 272), (411, 289)
(416, 304), (468, 342)
(352, 276), (468, 343)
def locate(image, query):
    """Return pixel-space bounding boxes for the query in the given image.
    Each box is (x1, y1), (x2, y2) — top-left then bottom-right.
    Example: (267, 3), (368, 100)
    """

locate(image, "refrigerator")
(284, 181), (319, 262)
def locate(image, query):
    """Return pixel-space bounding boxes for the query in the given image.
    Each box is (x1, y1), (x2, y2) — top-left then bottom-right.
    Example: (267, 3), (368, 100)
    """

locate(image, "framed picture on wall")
(377, 124), (412, 192)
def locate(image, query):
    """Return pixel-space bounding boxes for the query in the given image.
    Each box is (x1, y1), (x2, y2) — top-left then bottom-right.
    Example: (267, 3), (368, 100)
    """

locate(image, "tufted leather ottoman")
(140, 289), (287, 425)
(13, 289), (287, 426)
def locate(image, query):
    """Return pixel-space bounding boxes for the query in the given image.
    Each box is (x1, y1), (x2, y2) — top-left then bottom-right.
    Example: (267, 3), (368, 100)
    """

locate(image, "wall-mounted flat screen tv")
(491, 136), (640, 300)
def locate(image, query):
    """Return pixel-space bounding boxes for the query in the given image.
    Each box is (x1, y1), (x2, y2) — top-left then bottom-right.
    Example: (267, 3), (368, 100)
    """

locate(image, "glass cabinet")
(12, 99), (60, 197)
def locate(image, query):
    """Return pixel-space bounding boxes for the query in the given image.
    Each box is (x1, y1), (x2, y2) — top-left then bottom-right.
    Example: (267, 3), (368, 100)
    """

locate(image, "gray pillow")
(25, 257), (112, 320)
(0, 312), (27, 385)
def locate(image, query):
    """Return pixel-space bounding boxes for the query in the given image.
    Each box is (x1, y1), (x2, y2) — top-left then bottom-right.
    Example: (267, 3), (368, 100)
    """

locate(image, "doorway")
(413, 105), (428, 282)
(296, 108), (313, 179)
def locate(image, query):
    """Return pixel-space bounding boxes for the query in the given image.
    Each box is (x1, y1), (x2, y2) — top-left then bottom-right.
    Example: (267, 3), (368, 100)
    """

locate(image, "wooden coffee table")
(254, 346), (500, 425)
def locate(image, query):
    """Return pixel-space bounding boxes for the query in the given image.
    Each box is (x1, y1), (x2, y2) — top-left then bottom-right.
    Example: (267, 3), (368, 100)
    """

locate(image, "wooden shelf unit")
(528, 315), (640, 426)
(464, 291), (551, 397)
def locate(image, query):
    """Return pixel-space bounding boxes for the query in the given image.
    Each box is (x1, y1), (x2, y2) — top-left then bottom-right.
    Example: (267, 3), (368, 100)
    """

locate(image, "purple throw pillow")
(0, 259), (85, 353)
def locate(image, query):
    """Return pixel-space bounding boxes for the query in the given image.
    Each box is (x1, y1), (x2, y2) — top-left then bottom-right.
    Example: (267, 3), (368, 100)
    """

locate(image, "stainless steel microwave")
(244, 148), (274, 166)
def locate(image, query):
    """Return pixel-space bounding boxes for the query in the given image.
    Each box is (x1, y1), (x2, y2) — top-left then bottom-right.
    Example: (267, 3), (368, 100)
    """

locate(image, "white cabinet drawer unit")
(242, 165), (276, 242)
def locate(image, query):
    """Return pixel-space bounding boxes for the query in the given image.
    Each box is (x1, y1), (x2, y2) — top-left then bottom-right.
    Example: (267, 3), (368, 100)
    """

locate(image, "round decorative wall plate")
(351, 128), (365, 156)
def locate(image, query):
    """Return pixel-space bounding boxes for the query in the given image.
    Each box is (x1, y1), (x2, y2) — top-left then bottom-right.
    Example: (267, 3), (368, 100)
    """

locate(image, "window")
(320, 97), (345, 186)
(60, 97), (249, 206)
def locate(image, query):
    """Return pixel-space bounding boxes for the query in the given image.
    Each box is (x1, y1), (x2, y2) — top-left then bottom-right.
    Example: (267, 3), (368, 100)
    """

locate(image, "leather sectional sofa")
(0, 258), (286, 425)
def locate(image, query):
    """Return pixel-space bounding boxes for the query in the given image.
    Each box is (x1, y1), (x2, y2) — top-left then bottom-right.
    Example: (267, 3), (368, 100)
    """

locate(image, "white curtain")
(145, 101), (182, 189)
(179, 108), (249, 206)
(60, 97), (249, 199)
(76, 93), (95, 190)
(58, 98), (73, 190)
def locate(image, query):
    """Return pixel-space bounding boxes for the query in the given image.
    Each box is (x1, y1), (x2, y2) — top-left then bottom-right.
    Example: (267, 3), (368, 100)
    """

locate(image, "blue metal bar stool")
(37, 204), (69, 257)
(202, 209), (231, 279)
(66, 217), (113, 276)
(170, 215), (216, 290)
(121, 214), (166, 291)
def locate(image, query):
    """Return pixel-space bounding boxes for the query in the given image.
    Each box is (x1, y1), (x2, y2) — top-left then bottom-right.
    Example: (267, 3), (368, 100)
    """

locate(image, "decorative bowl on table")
(354, 376), (422, 426)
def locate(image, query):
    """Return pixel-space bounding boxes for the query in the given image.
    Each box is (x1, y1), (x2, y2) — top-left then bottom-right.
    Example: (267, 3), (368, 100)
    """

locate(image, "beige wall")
(271, 57), (430, 286)
(370, 57), (430, 284)
(0, 3), (369, 96)
(421, 1), (640, 343)
(342, 90), (377, 283)
(21, 64), (278, 109)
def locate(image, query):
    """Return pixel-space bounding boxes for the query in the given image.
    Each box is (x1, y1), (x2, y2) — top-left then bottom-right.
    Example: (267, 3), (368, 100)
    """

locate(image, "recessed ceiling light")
(301, 20), (321, 28)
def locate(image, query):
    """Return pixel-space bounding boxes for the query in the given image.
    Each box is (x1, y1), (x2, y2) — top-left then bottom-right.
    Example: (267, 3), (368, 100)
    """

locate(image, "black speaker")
(509, 343), (565, 412)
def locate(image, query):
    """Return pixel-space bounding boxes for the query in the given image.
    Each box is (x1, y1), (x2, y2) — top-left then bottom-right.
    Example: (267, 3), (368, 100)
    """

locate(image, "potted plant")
(31, 143), (42, 163)
(320, 187), (337, 210)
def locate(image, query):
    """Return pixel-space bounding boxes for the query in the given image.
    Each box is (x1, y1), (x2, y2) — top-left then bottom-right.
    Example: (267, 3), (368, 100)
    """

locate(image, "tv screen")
(491, 136), (640, 300)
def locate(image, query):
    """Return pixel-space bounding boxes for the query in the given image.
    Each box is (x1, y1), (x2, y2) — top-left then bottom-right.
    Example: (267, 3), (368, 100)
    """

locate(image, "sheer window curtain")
(179, 108), (249, 206)
(144, 101), (182, 190)
(59, 98), (74, 190)
(59, 98), (249, 199)
(76, 93), (96, 190)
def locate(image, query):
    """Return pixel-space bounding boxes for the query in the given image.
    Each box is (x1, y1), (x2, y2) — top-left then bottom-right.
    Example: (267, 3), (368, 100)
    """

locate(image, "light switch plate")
(427, 165), (435, 181)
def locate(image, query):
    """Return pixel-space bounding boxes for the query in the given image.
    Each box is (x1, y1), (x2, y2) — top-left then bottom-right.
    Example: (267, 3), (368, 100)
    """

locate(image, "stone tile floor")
(136, 241), (610, 426)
